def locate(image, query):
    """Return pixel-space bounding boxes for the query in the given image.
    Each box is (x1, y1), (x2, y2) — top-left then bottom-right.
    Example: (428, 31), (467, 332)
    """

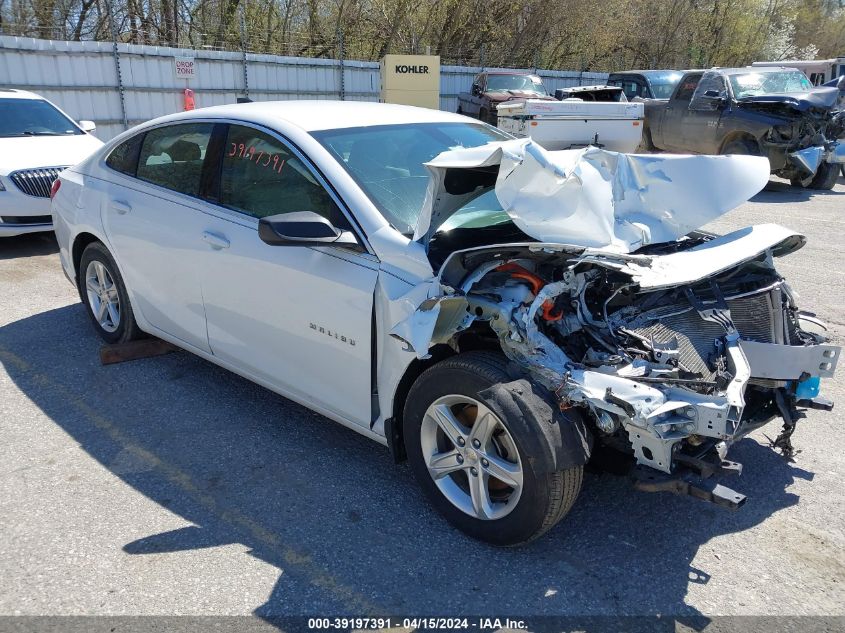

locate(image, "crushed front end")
(396, 227), (839, 508)
(394, 140), (839, 508)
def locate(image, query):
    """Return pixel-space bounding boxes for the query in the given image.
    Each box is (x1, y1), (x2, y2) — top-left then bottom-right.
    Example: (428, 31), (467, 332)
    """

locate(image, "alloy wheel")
(419, 395), (523, 520)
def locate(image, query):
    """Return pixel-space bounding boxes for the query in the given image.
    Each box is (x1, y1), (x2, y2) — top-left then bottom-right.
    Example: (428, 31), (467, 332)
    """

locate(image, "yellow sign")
(380, 54), (441, 109)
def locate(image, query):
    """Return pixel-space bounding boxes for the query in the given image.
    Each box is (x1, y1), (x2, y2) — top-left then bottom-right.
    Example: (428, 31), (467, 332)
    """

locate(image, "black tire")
(78, 241), (143, 344)
(403, 351), (583, 546)
(721, 137), (761, 156)
(791, 161), (839, 190)
(638, 125), (655, 152)
(479, 107), (492, 125)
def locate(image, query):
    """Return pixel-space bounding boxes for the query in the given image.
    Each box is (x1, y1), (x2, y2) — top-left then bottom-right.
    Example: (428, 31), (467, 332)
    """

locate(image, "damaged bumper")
(788, 141), (845, 176)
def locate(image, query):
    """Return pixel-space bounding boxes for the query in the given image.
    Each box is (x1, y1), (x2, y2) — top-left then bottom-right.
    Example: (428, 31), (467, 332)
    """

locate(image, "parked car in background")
(52, 101), (839, 545)
(0, 89), (102, 237)
(497, 85), (644, 152)
(457, 72), (555, 124)
(607, 70), (685, 100)
(641, 67), (845, 189)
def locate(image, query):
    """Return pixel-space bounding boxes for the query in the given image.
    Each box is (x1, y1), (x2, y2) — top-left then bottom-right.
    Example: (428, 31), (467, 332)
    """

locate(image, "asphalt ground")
(1, 175), (844, 629)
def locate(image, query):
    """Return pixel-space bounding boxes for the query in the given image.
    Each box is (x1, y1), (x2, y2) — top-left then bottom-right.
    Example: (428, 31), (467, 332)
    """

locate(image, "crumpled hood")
(0, 134), (103, 173)
(736, 87), (840, 112)
(413, 139), (770, 253)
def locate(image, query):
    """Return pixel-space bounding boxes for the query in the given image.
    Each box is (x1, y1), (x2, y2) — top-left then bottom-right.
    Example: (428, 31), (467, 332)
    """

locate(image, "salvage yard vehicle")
(607, 70), (685, 100)
(497, 85), (644, 152)
(641, 67), (845, 189)
(457, 71), (555, 125)
(52, 102), (839, 545)
(0, 89), (102, 237)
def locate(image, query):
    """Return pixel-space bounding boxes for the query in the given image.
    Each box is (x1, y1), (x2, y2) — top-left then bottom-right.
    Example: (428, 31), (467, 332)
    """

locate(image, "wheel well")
(386, 344), (456, 462)
(71, 232), (102, 285)
(719, 132), (760, 154)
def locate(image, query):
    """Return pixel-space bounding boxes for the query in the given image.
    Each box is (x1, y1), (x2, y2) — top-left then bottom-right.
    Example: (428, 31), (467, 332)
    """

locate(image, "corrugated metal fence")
(0, 36), (608, 141)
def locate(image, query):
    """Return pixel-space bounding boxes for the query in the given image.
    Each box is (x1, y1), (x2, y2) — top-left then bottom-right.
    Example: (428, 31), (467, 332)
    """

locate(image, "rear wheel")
(403, 352), (582, 546)
(479, 107), (493, 125)
(791, 161), (839, 190)
(78, 242), (143, 344)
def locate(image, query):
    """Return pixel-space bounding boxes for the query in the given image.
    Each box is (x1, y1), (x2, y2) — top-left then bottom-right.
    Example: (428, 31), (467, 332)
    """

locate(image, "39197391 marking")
(228, 142), (287, 173)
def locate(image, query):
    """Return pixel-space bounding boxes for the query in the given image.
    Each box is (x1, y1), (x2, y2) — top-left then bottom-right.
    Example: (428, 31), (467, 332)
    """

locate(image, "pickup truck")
(457, 71), (555, 125)
(607, 70), (685, 100)
(641, 67), (845, 189)
(496, 85), (644, 152)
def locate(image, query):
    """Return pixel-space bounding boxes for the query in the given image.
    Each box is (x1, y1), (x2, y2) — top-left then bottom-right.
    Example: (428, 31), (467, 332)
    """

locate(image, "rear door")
(101, 122), (217, 352)
(196, 123), (379, 427)
(656, 73), (702, 152)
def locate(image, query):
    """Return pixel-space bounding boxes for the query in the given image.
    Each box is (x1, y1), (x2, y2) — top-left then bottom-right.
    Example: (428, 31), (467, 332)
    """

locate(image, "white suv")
(0, 89), (102, 237)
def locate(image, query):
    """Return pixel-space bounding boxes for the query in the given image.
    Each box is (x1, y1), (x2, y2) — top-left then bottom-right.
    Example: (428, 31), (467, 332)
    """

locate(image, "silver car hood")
(413, 139), (771, 253)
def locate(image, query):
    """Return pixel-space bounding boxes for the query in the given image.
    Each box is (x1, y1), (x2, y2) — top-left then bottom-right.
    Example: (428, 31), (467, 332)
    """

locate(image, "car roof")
(711, 66), (800, 75)
(483, 71), (540, 76)
(163, 100), (471, 132)
(610, 70), (683, 76)
(0, 88), (44, 100)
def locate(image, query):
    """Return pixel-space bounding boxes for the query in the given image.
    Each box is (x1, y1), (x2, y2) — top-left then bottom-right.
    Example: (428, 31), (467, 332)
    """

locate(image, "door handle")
(202, 231), (230, 250)
(111, 200), (131, 215)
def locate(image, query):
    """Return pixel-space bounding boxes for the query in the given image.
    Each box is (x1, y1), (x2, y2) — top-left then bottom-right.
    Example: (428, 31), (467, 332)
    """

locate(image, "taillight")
(50, 179), (61, 199)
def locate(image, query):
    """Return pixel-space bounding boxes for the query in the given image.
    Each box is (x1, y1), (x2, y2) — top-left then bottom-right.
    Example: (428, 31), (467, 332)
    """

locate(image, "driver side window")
(218, 124), (347, 228)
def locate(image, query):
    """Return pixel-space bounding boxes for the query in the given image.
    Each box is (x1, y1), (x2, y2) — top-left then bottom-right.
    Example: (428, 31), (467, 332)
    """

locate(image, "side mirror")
(78, 120), (96, 133)
(701, 90), (727, 107)
(837, 75), (845, 91)
(258, 211), (361, 250)
(471, 83), (481, 96)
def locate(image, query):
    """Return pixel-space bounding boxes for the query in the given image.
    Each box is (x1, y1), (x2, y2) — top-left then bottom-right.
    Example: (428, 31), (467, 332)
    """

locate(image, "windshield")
(486, 74), (547, 95)
(729, 70), (813, 98)
(0, 98), (82, 137)
(313, 122), (510, 235)
(645, 72), (684, 99)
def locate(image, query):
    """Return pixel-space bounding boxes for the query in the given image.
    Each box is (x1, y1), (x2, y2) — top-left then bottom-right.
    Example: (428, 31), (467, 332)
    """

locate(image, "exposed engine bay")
(389, 140), (840, 507)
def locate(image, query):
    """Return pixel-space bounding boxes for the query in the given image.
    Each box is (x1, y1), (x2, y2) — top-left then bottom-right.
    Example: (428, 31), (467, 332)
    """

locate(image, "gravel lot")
(1, 176), (844, 626)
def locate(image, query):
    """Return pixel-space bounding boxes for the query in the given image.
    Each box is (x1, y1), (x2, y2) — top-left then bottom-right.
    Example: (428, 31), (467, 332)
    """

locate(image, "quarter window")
(219, 124), (345, 226)
(136, 123), (213, 196)
(105, 133), (144, 176)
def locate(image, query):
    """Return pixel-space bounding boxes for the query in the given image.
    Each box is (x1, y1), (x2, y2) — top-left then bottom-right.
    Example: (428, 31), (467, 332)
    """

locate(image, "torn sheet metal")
(789, 145), (824, 175)
(580, 223), (806, 290)
(414, 139), (771, 253)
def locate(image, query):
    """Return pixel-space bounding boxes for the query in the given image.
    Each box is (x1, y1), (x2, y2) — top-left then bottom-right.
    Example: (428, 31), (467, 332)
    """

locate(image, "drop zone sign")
(174, 58), (197, 80)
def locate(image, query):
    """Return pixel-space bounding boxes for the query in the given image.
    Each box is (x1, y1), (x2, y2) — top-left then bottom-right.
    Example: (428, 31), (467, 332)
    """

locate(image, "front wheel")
(78, 241), (143, 344)
(791, 161), (839, 190)
(403, 352), (582, 546)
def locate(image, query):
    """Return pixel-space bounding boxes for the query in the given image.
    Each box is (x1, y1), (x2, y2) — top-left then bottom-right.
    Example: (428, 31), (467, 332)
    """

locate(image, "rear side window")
(137, 123), (214, 196)
(105, 133), (143, 176)
(218, 124), (346, 226)
(674, 75), (702, 102)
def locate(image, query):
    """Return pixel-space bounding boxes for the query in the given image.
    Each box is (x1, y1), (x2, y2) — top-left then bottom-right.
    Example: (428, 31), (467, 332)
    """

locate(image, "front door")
(197, 123), (379, 426)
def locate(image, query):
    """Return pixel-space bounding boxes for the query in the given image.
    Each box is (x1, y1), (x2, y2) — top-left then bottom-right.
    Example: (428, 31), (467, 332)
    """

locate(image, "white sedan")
(0, 89), (102, 237)
(52, 101), (838, 545)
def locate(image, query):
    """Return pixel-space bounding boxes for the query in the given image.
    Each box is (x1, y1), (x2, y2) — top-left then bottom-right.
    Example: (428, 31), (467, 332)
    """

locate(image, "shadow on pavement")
(756, 178), (845, 203)
(0, 232), (59, 260)
(0, 304), (808, 624)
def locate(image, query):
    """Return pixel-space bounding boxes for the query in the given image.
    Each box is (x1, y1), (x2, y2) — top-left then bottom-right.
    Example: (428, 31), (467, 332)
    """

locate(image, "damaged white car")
(52, 102), (839, 545)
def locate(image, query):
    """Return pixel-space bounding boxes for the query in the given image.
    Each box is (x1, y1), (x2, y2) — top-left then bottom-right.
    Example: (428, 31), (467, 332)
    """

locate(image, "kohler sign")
(380, 54), (440, 109)
(394, 64), (430, 74)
